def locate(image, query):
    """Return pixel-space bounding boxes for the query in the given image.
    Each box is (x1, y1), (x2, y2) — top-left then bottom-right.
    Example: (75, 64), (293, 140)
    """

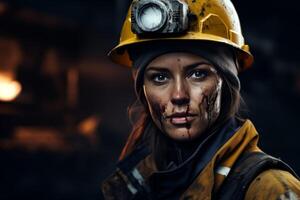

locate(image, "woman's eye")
(152, 74), (169, 83)
(189, 70), (207, 80)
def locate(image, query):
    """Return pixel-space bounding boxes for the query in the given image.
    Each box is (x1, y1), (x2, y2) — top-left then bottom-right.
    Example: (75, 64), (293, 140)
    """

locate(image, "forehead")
(146, 52), (213, 69)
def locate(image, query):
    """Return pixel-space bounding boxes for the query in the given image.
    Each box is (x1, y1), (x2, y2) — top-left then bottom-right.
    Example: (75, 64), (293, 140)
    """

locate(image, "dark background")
(0, 0), (299, 199)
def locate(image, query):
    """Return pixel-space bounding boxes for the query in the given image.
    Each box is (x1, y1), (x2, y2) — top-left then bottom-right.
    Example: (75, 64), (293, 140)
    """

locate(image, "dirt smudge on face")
(152, 102), (167, 132)
(204, 76), (222, 128)
(185, 104), (192, 140)
(197, 92), (207, 123)
(161, 104), (166, 119)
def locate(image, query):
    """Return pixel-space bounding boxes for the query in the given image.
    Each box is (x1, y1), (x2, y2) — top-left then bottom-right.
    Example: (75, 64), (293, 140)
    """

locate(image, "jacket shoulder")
(245, 169), (300, 200)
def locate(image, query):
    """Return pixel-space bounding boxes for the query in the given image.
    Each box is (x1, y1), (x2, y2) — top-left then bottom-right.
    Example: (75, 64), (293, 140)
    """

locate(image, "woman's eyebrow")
(146, 62), (212, 72)
(145, 66), (170, 73)
(184, 62), (212, 71)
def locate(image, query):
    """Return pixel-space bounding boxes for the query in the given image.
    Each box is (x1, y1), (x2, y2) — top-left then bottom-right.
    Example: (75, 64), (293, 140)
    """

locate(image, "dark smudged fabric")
(128, 41), (240, 97)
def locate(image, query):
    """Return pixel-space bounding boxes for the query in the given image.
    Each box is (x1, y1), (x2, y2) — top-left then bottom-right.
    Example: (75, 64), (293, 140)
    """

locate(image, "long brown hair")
(119, 71), (244, 163)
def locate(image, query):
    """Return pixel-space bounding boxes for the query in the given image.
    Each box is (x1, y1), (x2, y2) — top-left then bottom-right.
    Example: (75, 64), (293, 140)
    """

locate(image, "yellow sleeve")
(245, 169), (300, 200)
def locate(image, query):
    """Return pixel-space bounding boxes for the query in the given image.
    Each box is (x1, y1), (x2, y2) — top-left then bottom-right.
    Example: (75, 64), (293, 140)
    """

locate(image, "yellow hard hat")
(109, 0), (253, 70)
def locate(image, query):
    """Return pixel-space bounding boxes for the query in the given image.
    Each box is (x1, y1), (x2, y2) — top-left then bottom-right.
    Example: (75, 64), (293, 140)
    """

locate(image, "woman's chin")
(165, 127), (197, 141)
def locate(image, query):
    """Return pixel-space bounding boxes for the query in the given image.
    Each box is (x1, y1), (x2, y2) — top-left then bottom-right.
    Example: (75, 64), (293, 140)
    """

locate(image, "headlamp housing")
(131, 0), (189, 35)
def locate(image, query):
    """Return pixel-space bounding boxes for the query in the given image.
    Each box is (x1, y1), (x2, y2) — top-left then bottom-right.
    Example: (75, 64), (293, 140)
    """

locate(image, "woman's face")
(143, 52), (223, 141)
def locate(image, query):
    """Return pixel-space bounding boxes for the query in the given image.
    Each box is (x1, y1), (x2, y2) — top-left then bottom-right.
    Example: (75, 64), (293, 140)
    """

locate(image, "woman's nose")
(170, 79), (190, 106)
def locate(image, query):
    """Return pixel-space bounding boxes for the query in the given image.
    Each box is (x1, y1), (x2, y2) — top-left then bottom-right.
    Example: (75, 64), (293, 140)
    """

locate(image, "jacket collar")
(181, 119), (261, 199)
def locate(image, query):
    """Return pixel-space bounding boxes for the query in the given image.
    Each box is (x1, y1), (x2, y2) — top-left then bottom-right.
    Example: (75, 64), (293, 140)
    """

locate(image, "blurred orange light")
(0, 75), (22, 102)
(0, 2), (8, 15)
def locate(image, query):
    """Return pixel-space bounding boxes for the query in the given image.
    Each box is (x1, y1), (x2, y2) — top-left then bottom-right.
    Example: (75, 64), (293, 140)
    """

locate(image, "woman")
(102, 0), (300, 199)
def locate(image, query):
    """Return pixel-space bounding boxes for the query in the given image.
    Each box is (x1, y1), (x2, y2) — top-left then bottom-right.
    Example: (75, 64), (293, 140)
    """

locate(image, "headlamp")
(137, 2), (167, 32)
(132, 0), (189, 34)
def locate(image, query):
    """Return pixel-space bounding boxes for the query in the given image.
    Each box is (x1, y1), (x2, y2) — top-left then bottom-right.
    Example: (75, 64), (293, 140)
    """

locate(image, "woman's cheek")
(144, 88), (168, 128)
(195, 77), (222, 127)
(203, 78), (223, 126)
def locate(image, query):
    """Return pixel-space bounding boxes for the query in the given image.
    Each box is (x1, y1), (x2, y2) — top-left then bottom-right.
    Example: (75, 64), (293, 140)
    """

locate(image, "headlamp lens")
(139, 5), (164, 31)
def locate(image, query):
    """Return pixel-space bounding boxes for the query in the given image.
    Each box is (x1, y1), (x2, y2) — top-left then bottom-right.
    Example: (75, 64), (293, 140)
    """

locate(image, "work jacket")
(101, 119), (300, 199)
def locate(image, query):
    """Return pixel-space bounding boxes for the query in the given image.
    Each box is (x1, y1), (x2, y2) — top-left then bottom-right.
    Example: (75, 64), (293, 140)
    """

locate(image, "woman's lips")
(167, 113), (197, 125)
